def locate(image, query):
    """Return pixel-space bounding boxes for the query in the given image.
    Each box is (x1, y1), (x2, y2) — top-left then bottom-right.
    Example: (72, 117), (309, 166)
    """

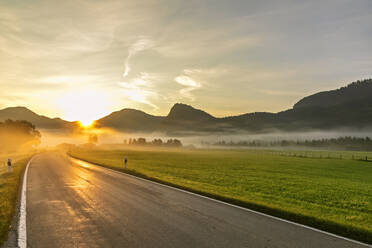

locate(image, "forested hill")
(276, 79), (372, 131)
(293, 79), (372, 109)
(0, 107), (77, 130)
(96, 78), (372, 133)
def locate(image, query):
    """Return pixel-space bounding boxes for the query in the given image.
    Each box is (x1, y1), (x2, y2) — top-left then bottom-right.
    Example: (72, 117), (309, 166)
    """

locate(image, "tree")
(165, 139), (182, 147)
(0, 119), (41, 152)
(88, 134), (98, 144)
(137, 138), (147, 145)
(152, 139), (163, 146)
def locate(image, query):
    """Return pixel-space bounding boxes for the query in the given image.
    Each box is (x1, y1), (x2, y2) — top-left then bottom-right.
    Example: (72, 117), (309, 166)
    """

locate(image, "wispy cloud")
(119, 38), (158, 109)
(123, 38), (153, 78)
(1, 0), (372, 117)
(40, 75), (101, 85)
(259, 89), (305, 97)
(175, 74), (201, 101)
(119, 72), (159, 109)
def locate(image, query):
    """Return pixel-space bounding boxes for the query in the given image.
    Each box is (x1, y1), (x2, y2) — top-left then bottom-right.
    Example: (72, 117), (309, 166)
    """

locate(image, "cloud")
(119, 38), (159, 109)
(40, 75), (101, 85)
(175, 75), (199, 87)
(1, 0), (372, 117)
(175, 74), (201, 100)
(123, 38), (153, 78)
(118, 72), (159, 109)
(121, 88), (158, 109)
(259, 89), (305, 97)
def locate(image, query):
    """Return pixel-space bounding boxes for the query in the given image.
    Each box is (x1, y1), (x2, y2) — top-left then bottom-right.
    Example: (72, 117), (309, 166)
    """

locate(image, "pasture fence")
(269, 150), (371, 162)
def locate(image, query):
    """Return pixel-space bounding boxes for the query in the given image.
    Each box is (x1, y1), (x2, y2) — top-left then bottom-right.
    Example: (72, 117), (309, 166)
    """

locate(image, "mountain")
(96, 104), (223, 134)
(1, 78), (372, 134)
(96, 79), (372, 134)
(96, 108), (163, 132)
(167, 103), (215, 122)
(294, 79), (372, 109)
(277, 79), (372, 130)
(0, 107), (76, 130)
(163, 104), (225, 134)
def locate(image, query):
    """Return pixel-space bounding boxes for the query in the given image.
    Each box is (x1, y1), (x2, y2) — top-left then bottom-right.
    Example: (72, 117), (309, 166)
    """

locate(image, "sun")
(78, 120), (95, 128)
(56, 89), (111, 126)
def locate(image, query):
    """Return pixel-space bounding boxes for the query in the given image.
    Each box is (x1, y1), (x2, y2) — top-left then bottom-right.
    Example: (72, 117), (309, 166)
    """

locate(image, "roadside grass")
(0, 154), (31, 246)
(68, 147), (372, 244)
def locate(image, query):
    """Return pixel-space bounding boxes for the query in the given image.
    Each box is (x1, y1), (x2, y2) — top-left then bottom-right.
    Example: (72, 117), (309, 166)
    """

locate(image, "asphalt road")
(26, 152), (368, 248)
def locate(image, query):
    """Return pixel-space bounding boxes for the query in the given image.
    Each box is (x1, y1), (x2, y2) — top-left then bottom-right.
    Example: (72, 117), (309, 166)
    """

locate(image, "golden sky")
(1, 0), (371, 123)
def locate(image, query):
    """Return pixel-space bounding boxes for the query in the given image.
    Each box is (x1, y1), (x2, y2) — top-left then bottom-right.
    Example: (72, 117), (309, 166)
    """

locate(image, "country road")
(25, 152), (368, 248)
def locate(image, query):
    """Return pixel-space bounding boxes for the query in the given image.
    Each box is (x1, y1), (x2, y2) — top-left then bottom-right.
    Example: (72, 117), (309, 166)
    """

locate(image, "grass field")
(0, 153), (32, 246)
(69, 147), (372, 244)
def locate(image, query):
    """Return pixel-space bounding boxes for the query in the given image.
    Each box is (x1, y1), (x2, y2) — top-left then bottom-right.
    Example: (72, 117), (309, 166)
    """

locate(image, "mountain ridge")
(1, 78), (372, 134)
(0, 106), (76, 130)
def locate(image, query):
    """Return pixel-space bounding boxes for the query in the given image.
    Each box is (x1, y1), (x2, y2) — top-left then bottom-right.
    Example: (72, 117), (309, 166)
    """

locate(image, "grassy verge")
(69, 147), (372, 244)
(0, 154), (32, 246)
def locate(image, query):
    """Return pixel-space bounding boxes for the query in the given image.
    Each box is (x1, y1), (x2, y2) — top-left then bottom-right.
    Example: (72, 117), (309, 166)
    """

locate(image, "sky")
(0, 0), (372, 123)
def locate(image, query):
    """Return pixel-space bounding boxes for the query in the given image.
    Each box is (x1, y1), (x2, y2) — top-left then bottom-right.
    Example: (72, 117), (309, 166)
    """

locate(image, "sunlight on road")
(72, 159), (91, 169)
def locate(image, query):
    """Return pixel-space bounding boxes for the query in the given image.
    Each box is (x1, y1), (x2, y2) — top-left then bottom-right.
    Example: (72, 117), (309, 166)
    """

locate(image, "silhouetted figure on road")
(124, 157), (128, 169)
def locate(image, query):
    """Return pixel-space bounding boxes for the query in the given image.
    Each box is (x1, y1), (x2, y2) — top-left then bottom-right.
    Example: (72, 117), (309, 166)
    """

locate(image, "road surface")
(26, 152), (368, 248)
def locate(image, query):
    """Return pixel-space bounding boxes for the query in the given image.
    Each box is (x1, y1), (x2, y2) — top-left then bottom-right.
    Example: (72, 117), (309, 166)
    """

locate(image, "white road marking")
(18, 157), (33, 248)
(69, 156), (372, 248)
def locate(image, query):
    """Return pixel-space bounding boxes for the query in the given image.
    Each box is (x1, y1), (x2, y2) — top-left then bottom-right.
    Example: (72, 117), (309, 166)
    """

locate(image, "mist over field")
(3, 79), (372, 151)
(39, 127), (372, 148)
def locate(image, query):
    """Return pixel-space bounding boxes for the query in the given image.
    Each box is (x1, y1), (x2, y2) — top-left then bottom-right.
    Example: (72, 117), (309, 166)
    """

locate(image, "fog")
(39, 127), (372, 148)
(0, 120), (41, 154)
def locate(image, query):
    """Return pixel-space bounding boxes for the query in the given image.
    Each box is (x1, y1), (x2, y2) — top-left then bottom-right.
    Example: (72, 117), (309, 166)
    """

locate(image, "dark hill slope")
(279, 79), (372, 130)
(95, 79), (372, 134)
(0, 107), (74, 130)
(96, 109), (163, 132)
(166, 103), (215, 122)
(294, 79), (372, 109)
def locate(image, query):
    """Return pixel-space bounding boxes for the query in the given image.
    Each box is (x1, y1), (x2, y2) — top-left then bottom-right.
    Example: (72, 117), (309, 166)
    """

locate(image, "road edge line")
(69, 155), (372, 248)
(17, 157), (33, 248)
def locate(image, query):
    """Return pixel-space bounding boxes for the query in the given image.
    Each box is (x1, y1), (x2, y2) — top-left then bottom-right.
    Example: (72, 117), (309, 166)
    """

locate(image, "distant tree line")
(0, 119), (41, 152)
(208, 136), (372, 151)
(344, 78), (372, 89)
(123, 138), (182, 147)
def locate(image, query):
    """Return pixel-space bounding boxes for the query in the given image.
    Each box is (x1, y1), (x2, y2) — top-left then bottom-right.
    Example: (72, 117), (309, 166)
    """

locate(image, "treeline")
(209, 136), (372, 151)
(0, 119), (41, 152)
(123, 138), (182, 147)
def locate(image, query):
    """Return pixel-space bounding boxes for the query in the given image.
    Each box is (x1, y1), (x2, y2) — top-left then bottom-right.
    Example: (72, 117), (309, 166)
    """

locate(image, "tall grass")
(0, 154), (31, 246)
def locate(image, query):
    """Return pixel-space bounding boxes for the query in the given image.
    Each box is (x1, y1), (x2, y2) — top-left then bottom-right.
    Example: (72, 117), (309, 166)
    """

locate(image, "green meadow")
(69, 147), (372, 244)
(0, 154), (32, 246)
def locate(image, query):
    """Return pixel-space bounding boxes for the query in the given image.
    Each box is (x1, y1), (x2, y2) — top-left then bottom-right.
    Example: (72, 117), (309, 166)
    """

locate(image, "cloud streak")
(1, 0), (372, 118)
(175, 74), (201, 101)
(123, 38), (153, 78)
(119, 72), (159, 110)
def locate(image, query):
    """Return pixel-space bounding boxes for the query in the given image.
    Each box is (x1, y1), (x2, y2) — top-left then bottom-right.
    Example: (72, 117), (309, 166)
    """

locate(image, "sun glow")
(78, 120), (95, 128)
(57, 89), (112, 126)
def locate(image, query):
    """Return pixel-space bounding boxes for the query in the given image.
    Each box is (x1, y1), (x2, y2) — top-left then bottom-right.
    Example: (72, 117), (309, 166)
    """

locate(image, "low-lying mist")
(0, 120), (40, 154)
(39, 127), (372, 149)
